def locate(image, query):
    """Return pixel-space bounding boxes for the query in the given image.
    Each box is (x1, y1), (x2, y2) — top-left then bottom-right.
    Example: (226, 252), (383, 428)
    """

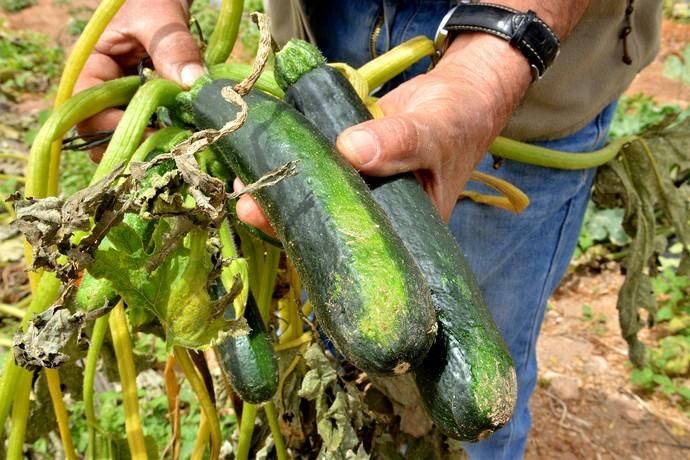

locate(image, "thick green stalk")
(109, 302), (148, 459)
(47, 0), (128, 196)
(235, 403), (257, 460)
(489, 135), (636, 170)
(129, 126), (191, 164)
(84, 314), (110, 460)
(210, 63), (283, 98)
(27, 76), (140, 198)
(174, 347), (221, 460)
(6, 383), (31, 460)
(264, 402), (288, 460)
(205, 0), (244, 66)
(0, 303), (25, 318)
(93, 79), (181, 182)
(256, 245), (281, 324)
(358, 36), (435, 91)
(45, 369), (78, 460)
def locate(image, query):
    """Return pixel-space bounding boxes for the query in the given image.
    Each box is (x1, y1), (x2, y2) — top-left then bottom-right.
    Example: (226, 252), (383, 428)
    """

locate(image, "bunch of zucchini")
(189, 39), (518, 441)
(3, 2), (522, 458)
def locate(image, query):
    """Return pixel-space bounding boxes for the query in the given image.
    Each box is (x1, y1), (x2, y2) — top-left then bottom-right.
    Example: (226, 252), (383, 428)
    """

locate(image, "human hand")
(237, 33), (533, 233)
(74, 0), (205, 160)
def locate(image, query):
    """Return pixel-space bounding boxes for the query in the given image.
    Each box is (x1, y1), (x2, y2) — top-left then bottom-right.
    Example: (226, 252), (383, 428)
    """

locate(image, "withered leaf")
(13, 304), (111, 372)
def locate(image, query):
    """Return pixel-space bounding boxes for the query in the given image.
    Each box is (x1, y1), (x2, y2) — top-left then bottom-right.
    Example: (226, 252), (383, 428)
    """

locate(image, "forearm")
(431, 1), (591, 166)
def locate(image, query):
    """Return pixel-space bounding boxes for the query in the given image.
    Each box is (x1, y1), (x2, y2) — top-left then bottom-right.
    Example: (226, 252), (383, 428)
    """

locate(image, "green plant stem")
(0, 174), (24, 183)
(264, 402), (287, 460)
(0, 303), (25, 318)
(6, 383), (31, 460)
(129, 126), (191, 164)
(205, 0), (244, 66)
(256, 245), (280, 323)
(109, 301), (148, 459)
(174, 347), (221, 460)
(84, 313), (111, 460)
(0, 336), (12, 348)
(93, 79), (181, 181)
(45, 369), (78, 460)
(489, 135), (638, 170)
(27, 76), (140, 198)
(358, 35), (435, 90)
(236, 403), (258, 460)
(47, 0), (128, 196)
(191, 413), (210, 460)
(0, 153), (28, 162)
(210, 63), (284, 97)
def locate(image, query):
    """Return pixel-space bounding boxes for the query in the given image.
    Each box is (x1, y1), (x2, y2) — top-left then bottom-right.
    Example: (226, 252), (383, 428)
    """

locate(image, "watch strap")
(439, 3), (560, 79)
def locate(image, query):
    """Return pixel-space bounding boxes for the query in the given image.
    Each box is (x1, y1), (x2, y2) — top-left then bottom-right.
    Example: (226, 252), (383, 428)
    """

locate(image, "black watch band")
(434, 2), (561, 80)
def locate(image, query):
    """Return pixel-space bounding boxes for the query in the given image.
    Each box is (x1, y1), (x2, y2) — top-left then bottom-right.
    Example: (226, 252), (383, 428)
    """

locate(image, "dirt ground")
(2, 2), (690, 459)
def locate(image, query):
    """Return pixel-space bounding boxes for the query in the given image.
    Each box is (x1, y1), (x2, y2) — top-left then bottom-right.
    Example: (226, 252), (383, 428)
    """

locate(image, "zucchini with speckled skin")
(274, 39), (517, 441)
(188, 79), (436, 375)
(215, 293), (278, 404)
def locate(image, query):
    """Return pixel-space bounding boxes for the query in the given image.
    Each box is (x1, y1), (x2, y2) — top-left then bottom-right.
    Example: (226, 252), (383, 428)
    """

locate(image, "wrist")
(432, 33), (532, 133)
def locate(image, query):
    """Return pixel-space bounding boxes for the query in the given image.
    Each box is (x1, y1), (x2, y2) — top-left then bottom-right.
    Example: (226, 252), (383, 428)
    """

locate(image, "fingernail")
(180, 63), (206, 88)
(343, 129), (377, 167)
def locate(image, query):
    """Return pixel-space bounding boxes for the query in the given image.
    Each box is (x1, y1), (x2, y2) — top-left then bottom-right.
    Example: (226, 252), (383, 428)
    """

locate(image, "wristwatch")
(434, 1), (561, 80)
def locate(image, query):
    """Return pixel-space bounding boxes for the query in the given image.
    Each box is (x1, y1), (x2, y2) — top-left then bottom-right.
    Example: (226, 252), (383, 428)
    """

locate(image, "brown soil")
(526, 268), (690, 459)
(626, 19), (690, 107)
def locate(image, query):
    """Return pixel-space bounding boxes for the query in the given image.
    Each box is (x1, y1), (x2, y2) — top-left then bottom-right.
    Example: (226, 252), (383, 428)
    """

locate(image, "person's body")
(75, 1), (662, 458)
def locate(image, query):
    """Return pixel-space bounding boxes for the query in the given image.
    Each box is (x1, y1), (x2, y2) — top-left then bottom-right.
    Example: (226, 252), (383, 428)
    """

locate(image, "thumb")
(336, 115), (430, 176)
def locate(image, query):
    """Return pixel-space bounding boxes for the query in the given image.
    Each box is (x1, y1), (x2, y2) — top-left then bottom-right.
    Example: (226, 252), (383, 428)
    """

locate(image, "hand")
(74, 0), (205, 160)
(237, 33), (533, 233)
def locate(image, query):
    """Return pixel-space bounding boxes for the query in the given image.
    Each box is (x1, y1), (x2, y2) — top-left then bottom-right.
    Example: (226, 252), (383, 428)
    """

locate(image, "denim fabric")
(303, 2), (618, 458)
(451, 102), (616, 459)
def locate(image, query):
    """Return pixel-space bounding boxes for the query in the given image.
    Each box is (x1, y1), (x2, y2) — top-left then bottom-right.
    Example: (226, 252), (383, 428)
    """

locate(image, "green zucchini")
(275, 39), (517, 441)
(215, 292), (278, 404)
(189, 79), (437, 375)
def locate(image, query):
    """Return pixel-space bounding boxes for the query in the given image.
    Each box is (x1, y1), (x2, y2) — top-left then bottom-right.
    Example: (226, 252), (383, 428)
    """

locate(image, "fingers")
(234, 179), (276, 236)
(336, 114), (436, 177)
(132, 2), (206, 87)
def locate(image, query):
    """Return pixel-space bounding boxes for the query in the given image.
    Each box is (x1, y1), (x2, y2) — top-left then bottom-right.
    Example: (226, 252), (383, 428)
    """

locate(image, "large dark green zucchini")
(215, 293), (278, 404)
(275, 39), (517, 441)
(189, 79), (437, 375)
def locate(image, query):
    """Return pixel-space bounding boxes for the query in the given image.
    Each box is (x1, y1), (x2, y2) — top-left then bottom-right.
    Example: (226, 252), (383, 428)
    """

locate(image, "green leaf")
(676, 385), (690, 402)
(663, 45), (690, 85)
(656, 305), (675, 322)
(87, 223), (240, 349)
(630, 367), (655, 390)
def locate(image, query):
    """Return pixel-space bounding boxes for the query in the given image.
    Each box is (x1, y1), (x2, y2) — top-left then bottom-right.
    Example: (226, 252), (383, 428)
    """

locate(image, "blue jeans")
(305, 2), (617, 458)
